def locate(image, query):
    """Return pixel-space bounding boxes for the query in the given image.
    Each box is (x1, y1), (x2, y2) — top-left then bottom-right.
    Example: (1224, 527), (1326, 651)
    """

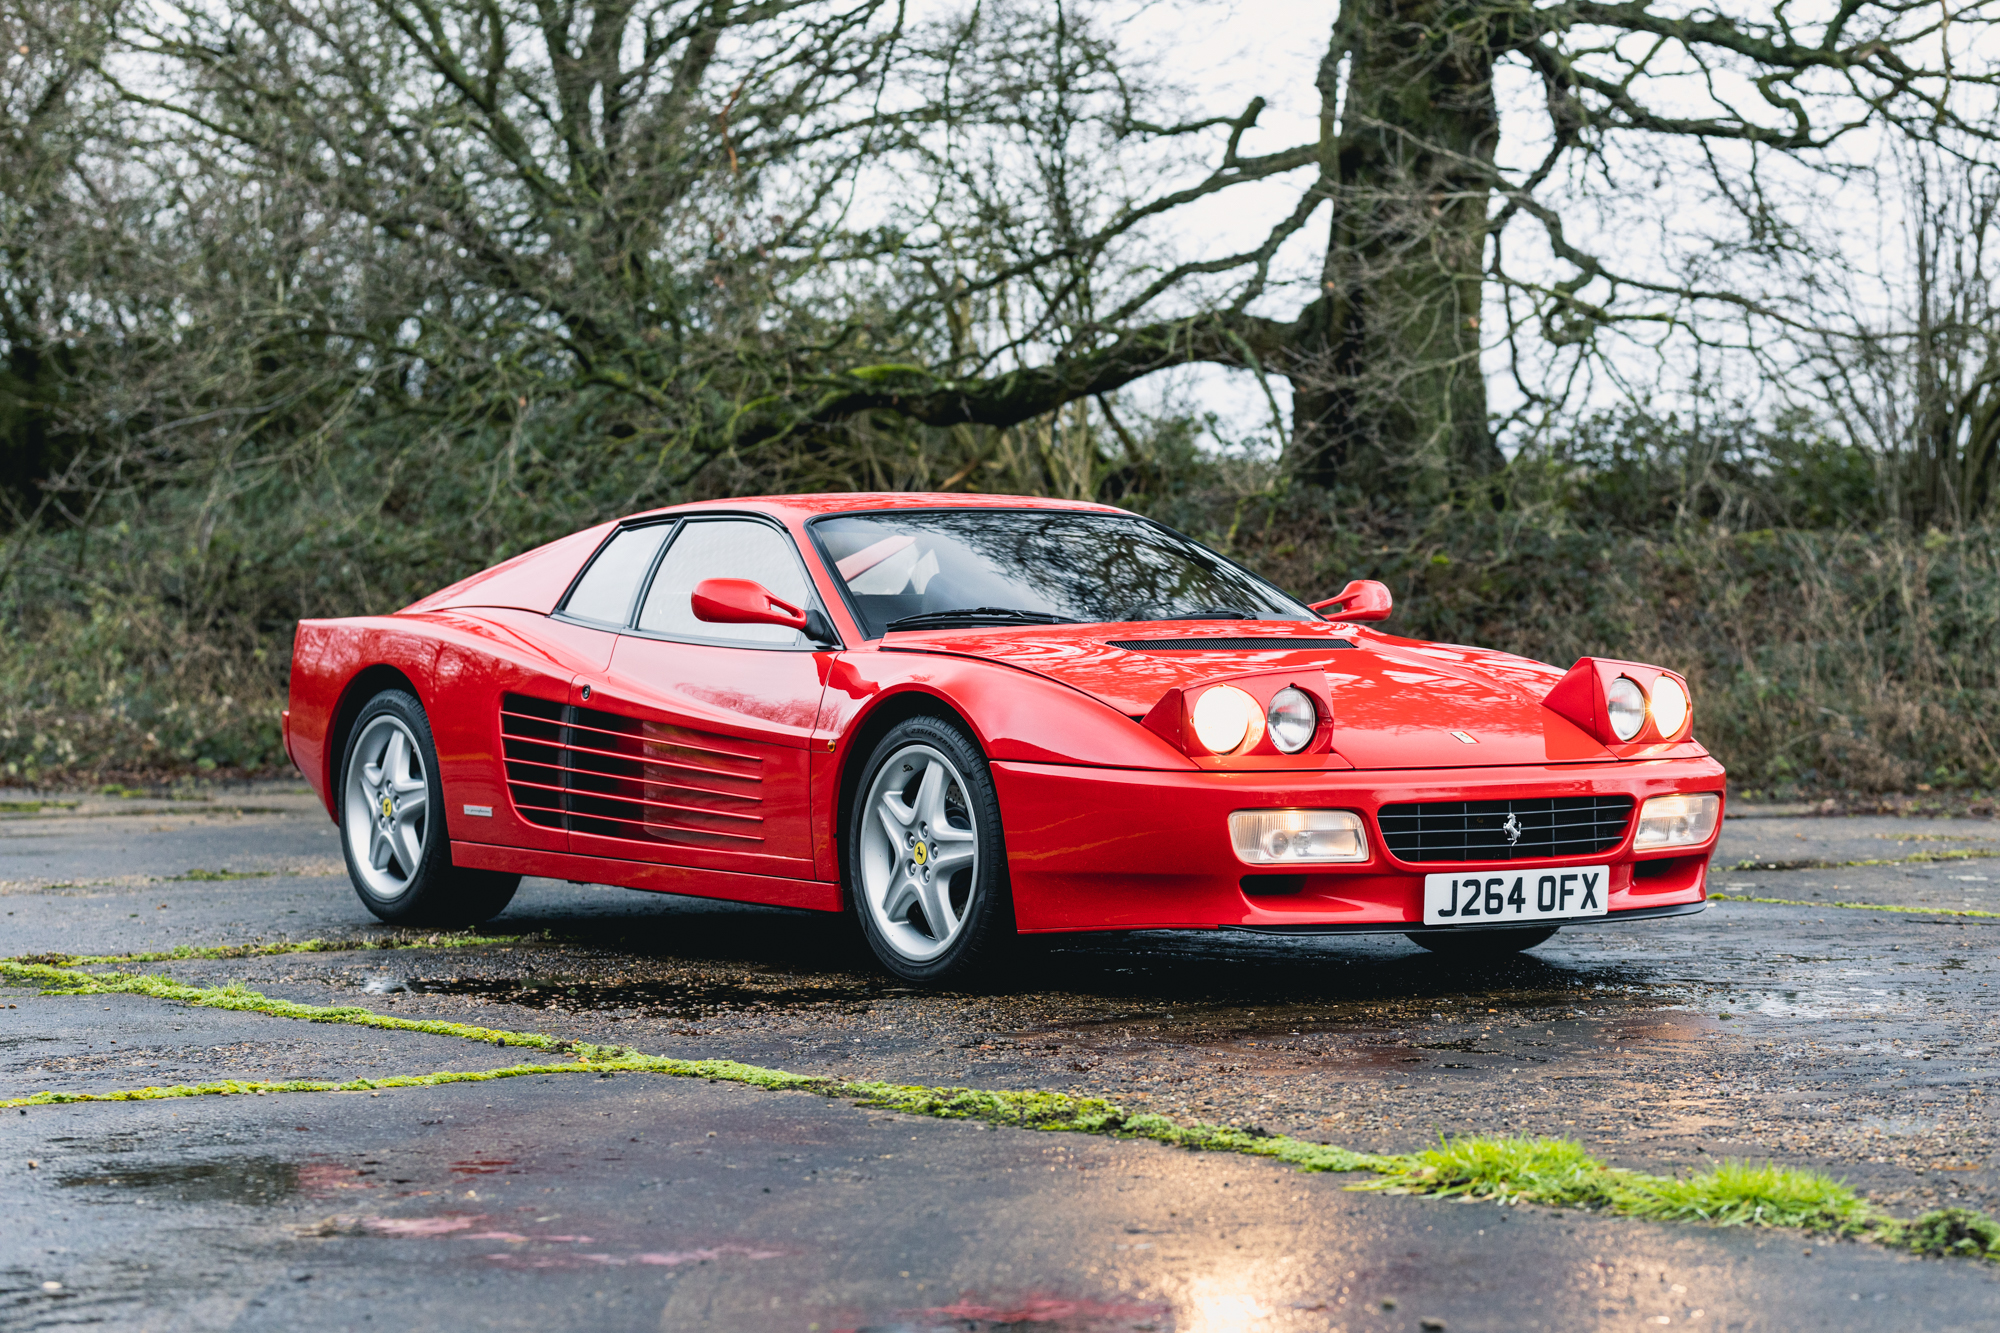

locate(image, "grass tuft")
(1364, 1135), (1613, 1206)
(1617, 1159), (1871, 1231)
(1890, 1208), (2000, 1259)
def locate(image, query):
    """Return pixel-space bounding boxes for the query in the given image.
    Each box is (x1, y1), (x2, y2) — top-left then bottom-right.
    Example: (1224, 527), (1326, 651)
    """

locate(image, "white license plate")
(1422, 865), (1610, 926)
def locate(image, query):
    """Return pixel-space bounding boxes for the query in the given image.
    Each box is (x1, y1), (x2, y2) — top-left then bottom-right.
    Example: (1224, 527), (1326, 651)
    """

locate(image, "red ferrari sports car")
(284, 493), (1724, 981)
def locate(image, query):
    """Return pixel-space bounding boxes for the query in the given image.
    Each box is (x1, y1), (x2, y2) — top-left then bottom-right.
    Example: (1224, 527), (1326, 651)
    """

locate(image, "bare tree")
(1810, 134), (2000, 526)
(0, 0), (116, 533)
(734, 0), (2000, 504)
(16, 0), (2000, 526)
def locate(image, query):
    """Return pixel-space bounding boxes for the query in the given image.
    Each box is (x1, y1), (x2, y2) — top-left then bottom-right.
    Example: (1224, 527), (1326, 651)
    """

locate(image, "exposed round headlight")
(1650, 675), (1689, 738)
(1266, 687), (1317, 753)
(1191, 685), (1263, 754)
(1606, 676), (1646, 742)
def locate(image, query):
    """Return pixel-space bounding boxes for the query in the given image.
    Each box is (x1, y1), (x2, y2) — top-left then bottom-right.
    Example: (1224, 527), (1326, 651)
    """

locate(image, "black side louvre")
(498, 691), (764, 846)
(499, 693), (569, 829)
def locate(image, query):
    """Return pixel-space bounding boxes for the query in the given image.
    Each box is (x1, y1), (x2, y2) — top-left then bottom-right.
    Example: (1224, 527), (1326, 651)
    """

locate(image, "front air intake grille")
(1107, 638), (1355, 652)
(1376, 796), (1634, 863)
(499, 692), (765, 846)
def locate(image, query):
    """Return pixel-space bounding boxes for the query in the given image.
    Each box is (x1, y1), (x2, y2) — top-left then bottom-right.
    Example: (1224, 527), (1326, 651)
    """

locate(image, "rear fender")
(287, 620), (442, 819)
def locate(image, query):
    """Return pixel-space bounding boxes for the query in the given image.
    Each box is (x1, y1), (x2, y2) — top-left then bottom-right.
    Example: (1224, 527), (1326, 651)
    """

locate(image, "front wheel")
(1404, 925), (1559, 957)
(846, 715), (1015, 984)
(339, 689), (519, 926)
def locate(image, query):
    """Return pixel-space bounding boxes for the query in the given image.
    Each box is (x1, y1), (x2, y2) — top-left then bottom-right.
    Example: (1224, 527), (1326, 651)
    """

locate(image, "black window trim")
(552, 516), (681, 631)
(802, 505), (1318, 642)
(555, 510), (841, 652)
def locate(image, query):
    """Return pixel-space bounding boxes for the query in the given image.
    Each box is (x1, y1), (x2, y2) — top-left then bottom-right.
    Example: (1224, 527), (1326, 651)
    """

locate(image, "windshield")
(810, 509), (1316, 638)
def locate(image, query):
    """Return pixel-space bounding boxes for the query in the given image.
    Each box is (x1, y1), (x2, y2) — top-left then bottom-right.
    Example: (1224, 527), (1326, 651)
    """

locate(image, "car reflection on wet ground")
(1, 787), (1999, 1329)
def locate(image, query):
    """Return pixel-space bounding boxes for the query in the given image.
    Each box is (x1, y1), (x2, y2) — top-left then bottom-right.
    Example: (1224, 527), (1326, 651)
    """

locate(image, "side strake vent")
(1107, 638), (1356, 652)
(1377, 796), (1635, 863)
(499, 692), (765, 846)
(499, 694), (568, 830)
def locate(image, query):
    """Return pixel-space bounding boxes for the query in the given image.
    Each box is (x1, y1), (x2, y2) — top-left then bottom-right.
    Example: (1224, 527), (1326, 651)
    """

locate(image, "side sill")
(450, 841), (840, 914)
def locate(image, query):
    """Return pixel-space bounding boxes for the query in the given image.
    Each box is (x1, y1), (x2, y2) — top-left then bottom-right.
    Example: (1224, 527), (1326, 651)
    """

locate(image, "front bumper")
(992, 756), (1725, 933)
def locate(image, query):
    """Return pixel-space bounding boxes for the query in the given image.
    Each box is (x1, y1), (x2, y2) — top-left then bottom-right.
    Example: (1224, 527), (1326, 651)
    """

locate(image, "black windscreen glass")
(811, 510), (1314, 638)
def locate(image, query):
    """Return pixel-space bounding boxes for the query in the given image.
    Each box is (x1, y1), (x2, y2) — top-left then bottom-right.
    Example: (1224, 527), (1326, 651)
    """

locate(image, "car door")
(445, 521), (674, 852)
(566, 516), (833, 881)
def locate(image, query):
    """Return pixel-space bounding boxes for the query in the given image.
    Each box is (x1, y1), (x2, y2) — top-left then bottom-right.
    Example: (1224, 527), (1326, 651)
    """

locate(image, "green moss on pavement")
(1708, 893), (2000, 919)
(3, 958), (1994, 1263)
(9, 932), (531, 969)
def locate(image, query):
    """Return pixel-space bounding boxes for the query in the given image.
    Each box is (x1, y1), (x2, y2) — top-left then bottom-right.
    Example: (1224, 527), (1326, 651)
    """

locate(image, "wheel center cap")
(380, 795), (394, 819)
(912, 841), (928, 867)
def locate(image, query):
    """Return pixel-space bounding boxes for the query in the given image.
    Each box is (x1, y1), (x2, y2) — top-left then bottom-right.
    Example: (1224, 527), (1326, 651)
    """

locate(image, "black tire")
(1404, 925), (1559, 957)
(844, 714), (1016, 984)
(337, 688), (520, 926)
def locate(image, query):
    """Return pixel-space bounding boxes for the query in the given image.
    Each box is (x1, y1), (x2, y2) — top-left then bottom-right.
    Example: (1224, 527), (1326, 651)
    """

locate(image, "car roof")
(618, 492), (1133, 525)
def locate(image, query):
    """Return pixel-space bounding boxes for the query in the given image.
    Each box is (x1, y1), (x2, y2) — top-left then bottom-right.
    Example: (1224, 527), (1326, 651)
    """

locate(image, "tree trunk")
(1286, 0), (1503, 500)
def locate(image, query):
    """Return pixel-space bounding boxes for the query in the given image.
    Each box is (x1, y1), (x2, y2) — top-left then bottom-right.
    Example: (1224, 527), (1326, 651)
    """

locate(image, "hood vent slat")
(1107, 638), (1355, 652)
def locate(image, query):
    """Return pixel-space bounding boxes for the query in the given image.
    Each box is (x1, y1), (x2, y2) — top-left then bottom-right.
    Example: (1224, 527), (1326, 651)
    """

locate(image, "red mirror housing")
(690, 578), (808, 631)
(1310, 579), (1393, 623)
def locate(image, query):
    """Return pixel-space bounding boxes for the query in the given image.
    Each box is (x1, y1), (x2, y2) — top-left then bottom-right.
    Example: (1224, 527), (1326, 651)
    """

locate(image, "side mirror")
(690, 578), (808, 631)
(1310, 578), (1393, 623)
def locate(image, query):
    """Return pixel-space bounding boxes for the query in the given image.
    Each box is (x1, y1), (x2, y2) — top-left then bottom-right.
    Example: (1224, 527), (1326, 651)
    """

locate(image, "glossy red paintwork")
(286, 492), (1727, 932)
(572, 635), (825, 879)
(989, 757), (1717, 931)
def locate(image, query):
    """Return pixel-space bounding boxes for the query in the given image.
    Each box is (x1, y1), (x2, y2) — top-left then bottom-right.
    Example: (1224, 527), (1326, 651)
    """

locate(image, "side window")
(562, 523), (673, 626)
(637, 519), (813, 647)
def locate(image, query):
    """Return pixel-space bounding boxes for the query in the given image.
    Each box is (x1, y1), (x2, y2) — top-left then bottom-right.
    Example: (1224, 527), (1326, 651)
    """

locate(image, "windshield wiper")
(884, 607), (1076, 632)
(1120, 605), (1253, 621)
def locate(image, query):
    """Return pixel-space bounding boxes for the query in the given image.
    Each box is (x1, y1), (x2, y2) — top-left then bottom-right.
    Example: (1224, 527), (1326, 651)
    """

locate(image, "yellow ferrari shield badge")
(380, 795), (393, 818)
(913, 841), (929, 866)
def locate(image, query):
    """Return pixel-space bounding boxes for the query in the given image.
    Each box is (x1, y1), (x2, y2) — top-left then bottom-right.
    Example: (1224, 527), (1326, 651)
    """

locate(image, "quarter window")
(637, 519), (814, 647)
(563, 523), (674, 626)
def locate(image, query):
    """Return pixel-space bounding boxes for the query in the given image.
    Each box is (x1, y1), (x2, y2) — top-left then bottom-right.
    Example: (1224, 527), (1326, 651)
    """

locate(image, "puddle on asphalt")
(1029, 962), (1678, 1039)
(1596, 1014), (1708, 1038)
(58, 1156), (299, 1205)
(885, 1294), (1172, 1333)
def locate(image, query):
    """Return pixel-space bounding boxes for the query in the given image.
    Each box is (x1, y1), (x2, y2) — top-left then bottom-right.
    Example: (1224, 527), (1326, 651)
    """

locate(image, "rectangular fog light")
(1228, 809), (1368, 865)
(1633, 792), (1721, 849)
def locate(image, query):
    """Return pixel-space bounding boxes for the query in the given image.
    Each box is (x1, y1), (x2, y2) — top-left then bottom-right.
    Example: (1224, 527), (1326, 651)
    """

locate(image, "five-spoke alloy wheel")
(344, 712), (431, 903)
(849, 715), (1014, 982)
(338, 689), (519, 925)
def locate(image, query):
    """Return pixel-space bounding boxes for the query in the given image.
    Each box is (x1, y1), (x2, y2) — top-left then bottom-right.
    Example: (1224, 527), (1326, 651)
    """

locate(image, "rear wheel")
(847, 715), (1015, 984)
(1405, 925), (1558, 957)
(339, 689), (519, 926)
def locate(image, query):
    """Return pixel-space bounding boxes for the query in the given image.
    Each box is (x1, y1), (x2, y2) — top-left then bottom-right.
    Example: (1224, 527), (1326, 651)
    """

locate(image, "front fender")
(819, 648), (1198, 771)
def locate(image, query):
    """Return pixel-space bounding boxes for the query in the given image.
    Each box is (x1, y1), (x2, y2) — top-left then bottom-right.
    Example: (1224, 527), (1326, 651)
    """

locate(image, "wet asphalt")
(1, 786), (1998, 1330)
